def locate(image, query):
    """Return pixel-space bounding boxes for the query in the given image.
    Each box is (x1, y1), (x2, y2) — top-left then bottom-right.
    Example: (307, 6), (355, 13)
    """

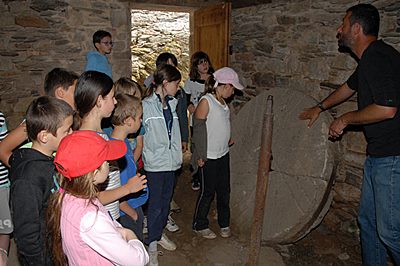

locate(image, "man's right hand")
(298, 106), (322, 128)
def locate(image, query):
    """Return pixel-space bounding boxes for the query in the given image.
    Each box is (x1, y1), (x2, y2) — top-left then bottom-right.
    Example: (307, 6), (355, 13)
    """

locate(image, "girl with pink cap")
(191, 67), (244, 239)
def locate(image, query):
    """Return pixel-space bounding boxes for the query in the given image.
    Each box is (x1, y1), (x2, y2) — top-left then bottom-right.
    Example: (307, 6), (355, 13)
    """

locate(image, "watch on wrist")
(317, 102), (327, 111)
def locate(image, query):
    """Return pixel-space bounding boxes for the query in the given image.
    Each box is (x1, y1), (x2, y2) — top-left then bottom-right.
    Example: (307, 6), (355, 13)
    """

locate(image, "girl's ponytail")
(143, 65), (181, 99)
(143, 82), (156, 99)
(204, 74), (218, 95)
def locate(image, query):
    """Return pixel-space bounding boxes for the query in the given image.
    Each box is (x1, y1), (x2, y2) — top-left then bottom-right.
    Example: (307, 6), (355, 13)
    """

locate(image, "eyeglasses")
(101, 41), (113, 46)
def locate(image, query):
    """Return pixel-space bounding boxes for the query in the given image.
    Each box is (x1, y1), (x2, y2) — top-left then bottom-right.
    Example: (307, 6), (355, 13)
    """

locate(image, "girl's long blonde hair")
(47, 166), (102, 266)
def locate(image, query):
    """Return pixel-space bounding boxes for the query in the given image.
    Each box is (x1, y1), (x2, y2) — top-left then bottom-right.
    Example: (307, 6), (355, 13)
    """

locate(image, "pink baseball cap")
(213, 67), (244, 90)
(54, 130), (127, 179)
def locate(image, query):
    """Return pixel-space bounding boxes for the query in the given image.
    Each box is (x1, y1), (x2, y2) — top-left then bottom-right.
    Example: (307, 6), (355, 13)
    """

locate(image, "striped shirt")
(97, 132), (121, 220)
(0, 113), (9, 187)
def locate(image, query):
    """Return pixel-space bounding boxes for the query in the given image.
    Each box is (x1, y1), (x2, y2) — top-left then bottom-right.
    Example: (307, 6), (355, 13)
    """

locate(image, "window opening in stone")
(131, 9), (190, 87)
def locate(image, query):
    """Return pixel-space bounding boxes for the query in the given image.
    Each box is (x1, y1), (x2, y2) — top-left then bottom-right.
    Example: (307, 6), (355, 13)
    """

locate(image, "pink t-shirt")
(60, 193), (149, 266)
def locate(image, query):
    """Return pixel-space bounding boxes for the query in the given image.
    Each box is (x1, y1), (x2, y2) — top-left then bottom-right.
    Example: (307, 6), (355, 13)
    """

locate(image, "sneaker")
(191, 178), (200, 191)
(194, 228), (217, 239)
(170, 199), (181, 213)
(158, 233), (177, 251)
(220, 227), (231, 238)
(166, 213), (179, 232)
(148, 251), (158, 266)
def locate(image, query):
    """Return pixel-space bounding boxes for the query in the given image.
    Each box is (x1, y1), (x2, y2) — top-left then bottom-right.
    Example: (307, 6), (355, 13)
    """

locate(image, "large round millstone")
(230, 89), (337, 244)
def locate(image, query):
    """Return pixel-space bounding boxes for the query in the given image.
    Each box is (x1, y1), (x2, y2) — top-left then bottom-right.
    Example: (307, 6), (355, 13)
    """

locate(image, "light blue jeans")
(358, 156), (400, 265)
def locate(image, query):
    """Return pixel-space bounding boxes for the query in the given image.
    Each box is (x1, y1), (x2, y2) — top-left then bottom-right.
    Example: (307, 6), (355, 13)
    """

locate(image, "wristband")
(0, 248), (8, 256)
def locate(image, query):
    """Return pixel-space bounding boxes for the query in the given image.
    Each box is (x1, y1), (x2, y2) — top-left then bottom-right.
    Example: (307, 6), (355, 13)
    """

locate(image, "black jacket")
(10, 148), (55, 266)
(176, 89), (189, 143)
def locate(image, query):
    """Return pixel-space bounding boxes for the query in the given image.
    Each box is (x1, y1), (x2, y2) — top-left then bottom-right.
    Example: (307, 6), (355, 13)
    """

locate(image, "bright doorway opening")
(131, 9), (190, 86)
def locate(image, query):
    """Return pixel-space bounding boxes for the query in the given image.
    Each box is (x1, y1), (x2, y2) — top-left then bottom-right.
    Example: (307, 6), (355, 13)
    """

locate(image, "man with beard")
(299, 4), (400, 265)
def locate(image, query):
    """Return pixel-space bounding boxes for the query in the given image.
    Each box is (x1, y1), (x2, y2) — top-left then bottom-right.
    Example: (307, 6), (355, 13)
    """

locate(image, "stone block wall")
(0, 0), (131, 128)
(230, 0), (400, 232)
(131, 10), (190, 85)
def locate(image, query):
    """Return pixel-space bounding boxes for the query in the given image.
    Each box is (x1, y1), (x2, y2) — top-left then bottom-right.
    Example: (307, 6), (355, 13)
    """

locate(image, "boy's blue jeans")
(358, 156), (400, 265)
(145, 171), (175, 244)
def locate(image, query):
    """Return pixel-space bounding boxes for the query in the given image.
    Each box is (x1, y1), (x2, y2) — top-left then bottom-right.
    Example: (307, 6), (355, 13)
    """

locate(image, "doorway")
(130, 9), (190, 86)
(130, 3), (231, 87)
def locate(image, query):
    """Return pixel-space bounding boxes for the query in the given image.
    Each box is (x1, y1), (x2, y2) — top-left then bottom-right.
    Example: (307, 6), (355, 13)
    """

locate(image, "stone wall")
(0, 0), (132, 128)
(230, 0), (400, 233)
(131, 10), (190, 86)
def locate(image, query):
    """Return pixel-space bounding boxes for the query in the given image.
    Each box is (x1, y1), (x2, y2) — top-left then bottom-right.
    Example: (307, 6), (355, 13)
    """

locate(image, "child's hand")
(197, 158), (205, 167)
(125, 174), (147, 193)
(117, 227), (137, 242)
(182, 142), (188, 153)
(228, 139), (235, 147)
(130, 208), (138, 221)
(188, 104), (196, 114)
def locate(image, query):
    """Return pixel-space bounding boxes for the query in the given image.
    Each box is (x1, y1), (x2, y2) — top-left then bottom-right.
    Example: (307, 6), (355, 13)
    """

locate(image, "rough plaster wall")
(230, 0), (400, 230)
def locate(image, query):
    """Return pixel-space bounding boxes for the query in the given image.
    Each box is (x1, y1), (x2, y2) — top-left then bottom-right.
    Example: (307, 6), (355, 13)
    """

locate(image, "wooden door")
(193, 3), (231, 69)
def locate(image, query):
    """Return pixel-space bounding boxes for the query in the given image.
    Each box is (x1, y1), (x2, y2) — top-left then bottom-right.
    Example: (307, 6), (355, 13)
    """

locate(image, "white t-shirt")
(98, 132), (121, 220)
(183, 79), (206, 126)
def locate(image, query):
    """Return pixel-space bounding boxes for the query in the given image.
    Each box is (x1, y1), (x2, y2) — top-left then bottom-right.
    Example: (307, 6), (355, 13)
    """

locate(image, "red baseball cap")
(54, 130), (127, 179)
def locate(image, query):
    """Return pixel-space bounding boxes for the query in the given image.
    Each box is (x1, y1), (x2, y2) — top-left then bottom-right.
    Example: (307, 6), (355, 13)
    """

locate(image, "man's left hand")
(329, 117), (347, 139)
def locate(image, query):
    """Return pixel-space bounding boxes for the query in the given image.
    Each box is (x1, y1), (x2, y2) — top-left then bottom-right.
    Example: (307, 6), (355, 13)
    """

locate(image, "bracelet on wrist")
(0, 248), (8, 256)
(317, 102), (327, 111)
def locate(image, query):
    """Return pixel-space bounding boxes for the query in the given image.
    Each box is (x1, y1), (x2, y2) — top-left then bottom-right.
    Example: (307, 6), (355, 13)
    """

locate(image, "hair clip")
(213, 81), (219, 88)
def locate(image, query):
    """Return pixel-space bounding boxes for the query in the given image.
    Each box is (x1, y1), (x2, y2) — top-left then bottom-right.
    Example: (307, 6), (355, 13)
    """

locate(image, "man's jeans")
(359, 156), (400, 265)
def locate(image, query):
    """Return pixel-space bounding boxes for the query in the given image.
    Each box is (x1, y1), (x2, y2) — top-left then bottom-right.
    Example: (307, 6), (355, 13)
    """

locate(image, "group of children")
(0, 29), (244, 266)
